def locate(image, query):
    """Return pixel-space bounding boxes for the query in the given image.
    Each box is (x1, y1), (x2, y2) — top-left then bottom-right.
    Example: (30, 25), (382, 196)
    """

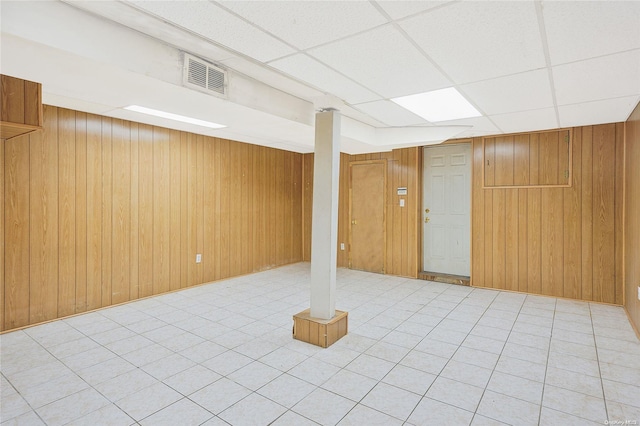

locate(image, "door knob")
(425, 208), (430, 213)
(351, 219), (357, 225)
(425, 217), (430, 223)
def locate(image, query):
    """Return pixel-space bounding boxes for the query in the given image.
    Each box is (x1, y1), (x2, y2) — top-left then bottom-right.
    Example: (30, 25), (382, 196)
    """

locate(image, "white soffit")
(558, 96), (640, 129)
(543, 1), (640, 66)
(268, 54), (380, 105)
(434, 116), (501, 138)
(460, 69), (554, 116)
(217, 1), (387, 50)
(490, 108), (558, 134)
(374, 1), (452, 20)
(553, 50), (640, 106)
(353, 100), (428, 127)
(308, 25), (452, 98)
(129, 1), (295, 62)
(400, 1), (546, 84)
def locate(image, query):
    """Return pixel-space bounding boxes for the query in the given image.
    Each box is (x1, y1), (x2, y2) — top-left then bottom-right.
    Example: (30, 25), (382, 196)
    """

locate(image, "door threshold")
(418, 271), (470, 286)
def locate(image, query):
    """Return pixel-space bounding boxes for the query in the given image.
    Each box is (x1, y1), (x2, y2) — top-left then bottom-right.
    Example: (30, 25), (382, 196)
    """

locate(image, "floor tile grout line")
(535, 296), (557, 426)
(589, 302), (610, 423)
(468, 292), (530, 425)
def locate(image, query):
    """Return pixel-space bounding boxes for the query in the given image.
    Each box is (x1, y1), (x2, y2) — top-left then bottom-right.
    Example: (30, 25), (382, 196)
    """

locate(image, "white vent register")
(183, 53), (227, 97)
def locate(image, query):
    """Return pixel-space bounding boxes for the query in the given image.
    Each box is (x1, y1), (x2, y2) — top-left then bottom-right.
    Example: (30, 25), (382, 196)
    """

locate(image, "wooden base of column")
(293, 309), (348, 348)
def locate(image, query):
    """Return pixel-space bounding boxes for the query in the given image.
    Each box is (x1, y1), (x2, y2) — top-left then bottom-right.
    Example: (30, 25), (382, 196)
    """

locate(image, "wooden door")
(423, 144), (471, 276)
(350, 161), (385, 273)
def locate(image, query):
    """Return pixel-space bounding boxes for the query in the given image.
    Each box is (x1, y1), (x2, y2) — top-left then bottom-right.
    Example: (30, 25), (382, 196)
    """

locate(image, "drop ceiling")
(1, 0), (639, 154)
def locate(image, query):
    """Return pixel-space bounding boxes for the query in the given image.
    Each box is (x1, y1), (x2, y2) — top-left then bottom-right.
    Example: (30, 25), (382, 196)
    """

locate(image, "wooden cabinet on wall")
(472, 124), (624, 304)
(0, 74), (43, 140)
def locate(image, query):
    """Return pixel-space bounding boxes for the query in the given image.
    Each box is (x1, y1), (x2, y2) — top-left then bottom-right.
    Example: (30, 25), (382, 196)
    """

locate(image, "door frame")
(348, 159), (387, 273)
(420, 142), (473, 276)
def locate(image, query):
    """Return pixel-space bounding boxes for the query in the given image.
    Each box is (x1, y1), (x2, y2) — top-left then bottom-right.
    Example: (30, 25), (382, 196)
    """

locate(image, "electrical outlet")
(196, 254), (202, 263)
(399, 199), (405, 207)
(340, 243), (345, 251)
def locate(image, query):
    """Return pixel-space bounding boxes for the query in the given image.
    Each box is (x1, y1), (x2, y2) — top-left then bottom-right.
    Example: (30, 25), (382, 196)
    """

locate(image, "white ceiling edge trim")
(341, 116), (470, 149)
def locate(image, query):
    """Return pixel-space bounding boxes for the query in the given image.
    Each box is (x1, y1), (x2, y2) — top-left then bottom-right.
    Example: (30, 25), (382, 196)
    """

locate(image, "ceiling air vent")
(183, 53), (227, 97)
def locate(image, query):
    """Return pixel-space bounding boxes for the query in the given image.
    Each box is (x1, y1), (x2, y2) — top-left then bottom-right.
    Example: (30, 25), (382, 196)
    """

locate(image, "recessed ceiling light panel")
(124, 105), (226, 129)
(391, 88), (481, 122)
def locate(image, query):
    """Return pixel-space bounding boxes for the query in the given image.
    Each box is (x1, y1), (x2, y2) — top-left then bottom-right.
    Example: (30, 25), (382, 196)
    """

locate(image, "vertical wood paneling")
(614, 123), (624, 305)
(624, 101), (640, 333)
(169, 130), (181, 290)
(30, 106), (58, 323)
(529, 134), (539, 185)
(85, 114), (102, 310)
(484, 190), (494, 288)
(592, 124), (616, 304)
(2, 76), (25, 123)
(111, 120), (130, 305)
(153, 128), (171, 294)
(527, 189), (542, 294)
(495, 136), (514, 186)
(23, 81), (42, 127)
(492, 189), (506, 289)
(203, 136), (215, 283)
(58, 108), (76, 316)
(4, 135), (30, 328)
(213, 138), (223, 280)
(513, 135), (530, 186)
(517, 189), (528, 293)
(75, 113), (88, 313)
(180, 132), (189, 287)
(505, 190), (518, 291)
(581, 127), (594, 300)
(541, 188), (563, 296)
(471, 139), (485, 287)
(2, 105), (305, 332)
(539, 131), (559, 185)
(219, 138), (230, 279)
(101, 117), (112, 307)
(138, 124), (153, 298)
(563, 128), (582, 300)
(130, 123), (139, 300)
(472, 125), (623, 303)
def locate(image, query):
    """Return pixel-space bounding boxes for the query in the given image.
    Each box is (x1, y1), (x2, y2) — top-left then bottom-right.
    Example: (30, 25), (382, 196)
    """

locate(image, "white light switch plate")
(399, 199), (405, 207)
(196, 254), (202, 263)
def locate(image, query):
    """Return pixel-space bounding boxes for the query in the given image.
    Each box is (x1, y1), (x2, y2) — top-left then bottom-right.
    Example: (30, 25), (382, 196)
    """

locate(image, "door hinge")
(564, 170), (570, 179)
(564, 134), (569, 143)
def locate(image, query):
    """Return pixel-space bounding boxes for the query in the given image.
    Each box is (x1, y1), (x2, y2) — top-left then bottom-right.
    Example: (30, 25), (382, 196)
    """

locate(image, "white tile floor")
(1, 263), (639, 425)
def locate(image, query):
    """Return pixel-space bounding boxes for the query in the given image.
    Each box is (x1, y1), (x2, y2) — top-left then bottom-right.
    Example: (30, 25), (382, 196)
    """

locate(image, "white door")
(423, 144), (471, 276)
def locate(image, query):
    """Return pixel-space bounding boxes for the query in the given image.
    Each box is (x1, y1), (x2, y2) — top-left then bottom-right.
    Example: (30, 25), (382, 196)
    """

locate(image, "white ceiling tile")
(490, 108), (558, 134)
(558, 96), (640, 128)
(375, 1), (451, 20)
(553, 50), (640, 106)
(543, 1), (640, 65)
(269, 54), (380, 104)
(460, 69), (553, 116)
(308, 25), (452, 98)
(399, 1), (546, 84)
(353, 100), (428, 126)
(129, 1), (295, 62)
(217, 1), (387, 50)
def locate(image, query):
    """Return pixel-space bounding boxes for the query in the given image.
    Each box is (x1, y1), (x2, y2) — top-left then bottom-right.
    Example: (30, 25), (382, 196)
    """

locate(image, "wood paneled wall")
(1, 74), (43, 140)
(624, 102), (640, 332)
(472, 124), (624, 304)
(303, 148), (420, 278)
(2, 105), (302, 331)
